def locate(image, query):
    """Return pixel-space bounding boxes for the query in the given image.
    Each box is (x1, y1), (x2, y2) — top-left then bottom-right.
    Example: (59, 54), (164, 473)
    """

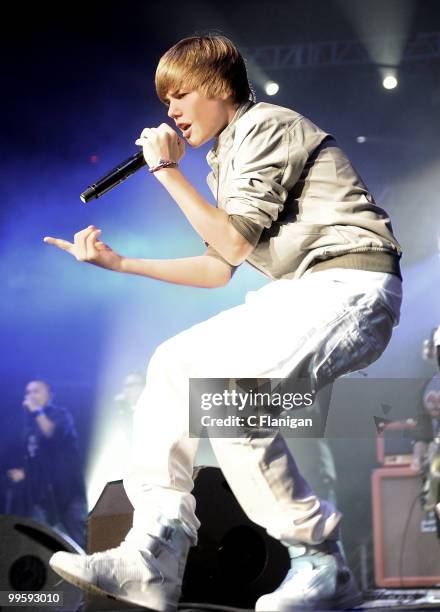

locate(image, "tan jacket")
(205, 101), (402, 279)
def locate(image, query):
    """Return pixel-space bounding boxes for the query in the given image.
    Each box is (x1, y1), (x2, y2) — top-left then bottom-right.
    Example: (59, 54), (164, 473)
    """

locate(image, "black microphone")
(80, 151), (146, 203)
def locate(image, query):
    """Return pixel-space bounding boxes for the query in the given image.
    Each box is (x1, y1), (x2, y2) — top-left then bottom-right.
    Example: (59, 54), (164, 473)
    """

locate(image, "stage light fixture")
(382, 75), (398, 90)
(265, 82), (279, 96)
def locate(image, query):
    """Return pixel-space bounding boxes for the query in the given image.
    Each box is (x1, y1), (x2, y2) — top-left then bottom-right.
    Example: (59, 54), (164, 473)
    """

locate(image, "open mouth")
(178, 123), (192, 138)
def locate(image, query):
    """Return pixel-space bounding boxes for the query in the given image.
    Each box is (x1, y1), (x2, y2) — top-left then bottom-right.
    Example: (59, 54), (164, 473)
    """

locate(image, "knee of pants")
(312, 304), (394, 387)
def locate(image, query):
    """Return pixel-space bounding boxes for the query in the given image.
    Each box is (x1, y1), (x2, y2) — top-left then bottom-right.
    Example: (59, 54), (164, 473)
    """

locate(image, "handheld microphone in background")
(80, 151), (146, 203)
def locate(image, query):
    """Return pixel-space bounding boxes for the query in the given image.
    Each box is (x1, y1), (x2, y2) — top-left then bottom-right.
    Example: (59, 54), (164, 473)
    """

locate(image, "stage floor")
(177, 590), (440, 611)
(82, 589), (440, 611)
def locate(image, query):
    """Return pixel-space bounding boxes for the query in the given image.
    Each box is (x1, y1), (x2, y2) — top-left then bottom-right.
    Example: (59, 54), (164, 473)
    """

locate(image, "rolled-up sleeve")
(229, 214), (264, 246)
(222, 117), (311, 232)
(204, 243), (239, 276)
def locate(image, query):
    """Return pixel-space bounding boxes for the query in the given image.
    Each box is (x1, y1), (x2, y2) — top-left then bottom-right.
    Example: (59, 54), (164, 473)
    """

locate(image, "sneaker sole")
(49, 560), (177, 612)
(301, 592), (364, 610)
(321, 587), (364, 610)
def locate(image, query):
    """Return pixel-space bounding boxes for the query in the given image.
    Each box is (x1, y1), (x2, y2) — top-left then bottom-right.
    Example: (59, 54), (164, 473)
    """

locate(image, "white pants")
(124, 269), (402, 546)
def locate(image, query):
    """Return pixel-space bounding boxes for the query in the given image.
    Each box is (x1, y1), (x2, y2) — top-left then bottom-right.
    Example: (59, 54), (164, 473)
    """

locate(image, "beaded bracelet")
(148, 159), (179, 173)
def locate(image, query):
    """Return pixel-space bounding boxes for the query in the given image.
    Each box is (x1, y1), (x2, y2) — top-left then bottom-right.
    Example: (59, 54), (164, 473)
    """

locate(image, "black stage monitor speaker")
(87, 466), (289, 610)
(0, 514), (83, 611)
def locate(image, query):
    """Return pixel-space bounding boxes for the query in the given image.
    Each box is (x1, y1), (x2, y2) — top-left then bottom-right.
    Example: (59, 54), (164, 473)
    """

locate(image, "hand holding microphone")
(23, 394), (42, 413)
(80, 123), (184, 203)
(135, 122), (185, 168)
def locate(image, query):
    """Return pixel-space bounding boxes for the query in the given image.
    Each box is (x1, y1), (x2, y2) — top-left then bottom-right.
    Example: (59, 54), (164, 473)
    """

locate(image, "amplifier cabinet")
(372, 467), (440, 587)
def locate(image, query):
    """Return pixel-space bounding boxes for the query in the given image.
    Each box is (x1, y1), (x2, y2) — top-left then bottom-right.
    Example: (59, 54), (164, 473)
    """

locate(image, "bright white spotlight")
(265, 82), (279, 96)
(382, 75), (398, 90)
(356, 136), (367, 144)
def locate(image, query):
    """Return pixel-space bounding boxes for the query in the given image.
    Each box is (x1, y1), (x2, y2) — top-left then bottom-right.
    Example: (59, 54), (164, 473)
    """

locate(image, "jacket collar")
(207, 100), (255, 167)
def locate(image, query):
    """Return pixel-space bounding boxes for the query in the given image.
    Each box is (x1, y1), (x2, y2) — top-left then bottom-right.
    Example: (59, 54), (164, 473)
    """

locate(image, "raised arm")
(44, 226), (232, 288)
(135, 123), (255, 266)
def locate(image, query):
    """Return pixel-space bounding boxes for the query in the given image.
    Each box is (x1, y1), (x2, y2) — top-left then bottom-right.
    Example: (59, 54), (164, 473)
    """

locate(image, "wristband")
(148, 159), (179, 173)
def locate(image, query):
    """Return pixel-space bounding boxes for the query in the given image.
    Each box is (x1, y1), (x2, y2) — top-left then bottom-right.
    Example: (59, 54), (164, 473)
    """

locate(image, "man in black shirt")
(7, 379), (87, 548)
(410, 376), (440, 518)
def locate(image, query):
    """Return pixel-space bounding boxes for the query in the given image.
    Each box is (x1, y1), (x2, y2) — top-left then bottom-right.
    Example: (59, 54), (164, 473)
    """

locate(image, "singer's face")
(167, 90), (238, 147)
(24, 381), (50, 408)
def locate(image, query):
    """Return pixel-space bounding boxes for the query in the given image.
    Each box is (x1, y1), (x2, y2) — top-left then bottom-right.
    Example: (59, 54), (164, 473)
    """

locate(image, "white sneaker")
(49, 519), (192, 612)
(255, 540), (363, 611)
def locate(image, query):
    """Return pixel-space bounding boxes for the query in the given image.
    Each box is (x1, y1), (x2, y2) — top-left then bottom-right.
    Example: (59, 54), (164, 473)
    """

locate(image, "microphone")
(80, 151), (146, 203)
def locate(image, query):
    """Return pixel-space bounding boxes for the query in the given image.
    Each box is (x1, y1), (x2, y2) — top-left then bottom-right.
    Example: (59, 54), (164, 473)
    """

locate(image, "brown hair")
(155, 35), (253, 105)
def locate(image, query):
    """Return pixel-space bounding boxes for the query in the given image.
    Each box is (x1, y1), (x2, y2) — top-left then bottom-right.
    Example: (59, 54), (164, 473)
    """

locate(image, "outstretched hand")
(44, 225), (123, 272)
